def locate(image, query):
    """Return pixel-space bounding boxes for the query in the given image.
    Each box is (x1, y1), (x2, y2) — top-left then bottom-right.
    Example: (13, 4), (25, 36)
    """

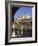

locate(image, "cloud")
(25, 14), (31, 19)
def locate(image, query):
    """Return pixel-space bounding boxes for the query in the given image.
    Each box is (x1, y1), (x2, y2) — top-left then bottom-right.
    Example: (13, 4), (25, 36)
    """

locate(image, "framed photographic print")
(5, 1), (37, 45)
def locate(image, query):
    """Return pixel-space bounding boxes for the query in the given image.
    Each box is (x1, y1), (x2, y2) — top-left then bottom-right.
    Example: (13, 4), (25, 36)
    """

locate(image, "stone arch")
(12, 7), (20, 22)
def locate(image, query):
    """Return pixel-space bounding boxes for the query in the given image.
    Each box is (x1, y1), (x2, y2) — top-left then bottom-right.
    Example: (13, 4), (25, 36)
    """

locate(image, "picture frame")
(5, 1), (37, 45)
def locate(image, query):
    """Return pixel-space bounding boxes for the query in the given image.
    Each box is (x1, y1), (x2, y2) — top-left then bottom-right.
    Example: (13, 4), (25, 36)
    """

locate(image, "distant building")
(11, 15), (32, 37)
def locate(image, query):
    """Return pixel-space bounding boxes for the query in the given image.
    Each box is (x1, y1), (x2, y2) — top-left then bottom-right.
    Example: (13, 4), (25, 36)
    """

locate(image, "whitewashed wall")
(37, 3), (38, 42)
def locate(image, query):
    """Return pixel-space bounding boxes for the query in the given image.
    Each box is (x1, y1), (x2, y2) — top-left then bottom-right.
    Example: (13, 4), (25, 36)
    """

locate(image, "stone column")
(21, 25), (23, 35)
(11, 24), (16, 37)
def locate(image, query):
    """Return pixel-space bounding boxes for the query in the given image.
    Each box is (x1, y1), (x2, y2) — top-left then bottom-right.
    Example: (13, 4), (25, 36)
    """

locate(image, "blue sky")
(14, 7), (32, 18)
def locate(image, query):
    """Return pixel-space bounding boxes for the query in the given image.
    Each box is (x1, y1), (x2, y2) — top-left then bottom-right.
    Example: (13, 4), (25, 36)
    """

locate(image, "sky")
(14, 7), (32, 18)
